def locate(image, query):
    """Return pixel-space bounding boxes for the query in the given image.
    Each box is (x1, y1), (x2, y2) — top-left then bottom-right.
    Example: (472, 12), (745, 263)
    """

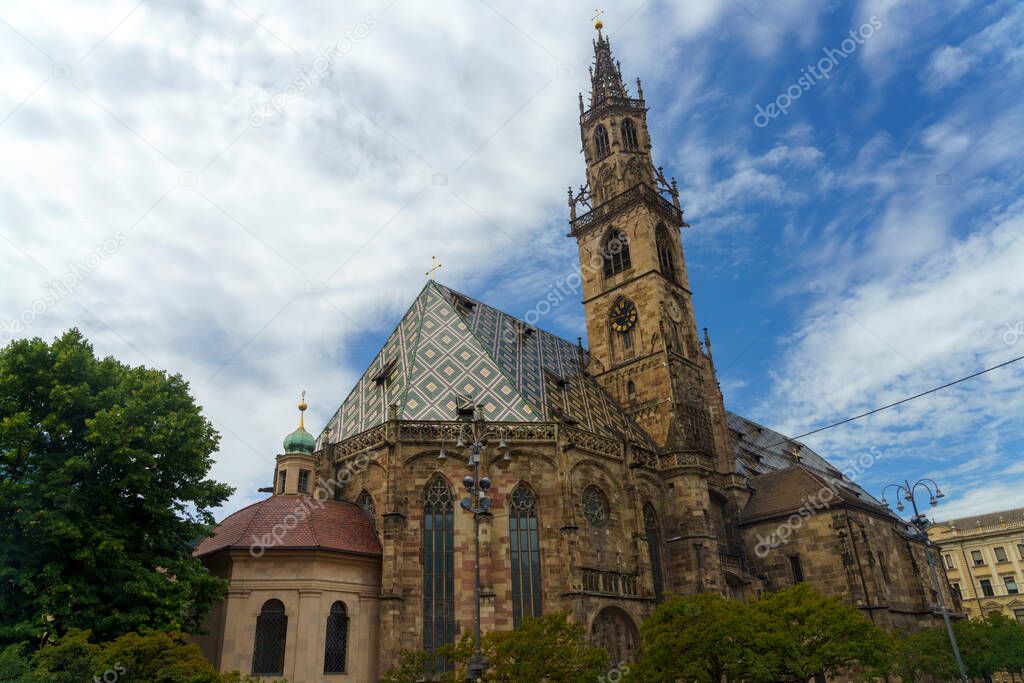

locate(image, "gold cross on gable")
(425, 255), (443, 280)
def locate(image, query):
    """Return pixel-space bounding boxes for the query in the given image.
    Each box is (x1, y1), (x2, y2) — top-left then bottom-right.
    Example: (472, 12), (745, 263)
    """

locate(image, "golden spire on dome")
(298, 390), (308, 429)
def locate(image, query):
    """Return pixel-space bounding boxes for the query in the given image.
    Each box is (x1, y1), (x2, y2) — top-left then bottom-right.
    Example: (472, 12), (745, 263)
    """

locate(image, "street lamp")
(452, 403), (509, 682)
(881, 479), (966, 683)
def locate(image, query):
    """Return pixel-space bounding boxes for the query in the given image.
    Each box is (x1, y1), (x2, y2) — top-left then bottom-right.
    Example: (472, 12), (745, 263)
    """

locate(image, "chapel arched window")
(509, 484), (542, 627)
(323, 601), (349, 674)
(251, 599), (287, 676)
(603, 229), (631, 277)
(582, 485), (609, 527)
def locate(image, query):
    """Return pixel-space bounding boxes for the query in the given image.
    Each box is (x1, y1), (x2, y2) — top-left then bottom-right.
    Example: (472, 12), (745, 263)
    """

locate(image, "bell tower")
(568, 22), (731, 471)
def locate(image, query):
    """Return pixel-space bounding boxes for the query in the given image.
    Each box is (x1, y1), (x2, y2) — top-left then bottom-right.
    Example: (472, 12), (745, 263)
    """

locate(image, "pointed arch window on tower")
(656, 225), (676, 283)
(603, 229), (631, 277)
(643, 503), (665, 602)
(508, 484), (542, 628)
(621, 118), (639, 150)
(423, 477), (456, 672)
(594, 124), (610, 158)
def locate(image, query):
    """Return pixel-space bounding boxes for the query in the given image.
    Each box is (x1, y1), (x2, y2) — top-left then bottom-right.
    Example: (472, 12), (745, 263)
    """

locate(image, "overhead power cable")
(766, 352), (1024, 448)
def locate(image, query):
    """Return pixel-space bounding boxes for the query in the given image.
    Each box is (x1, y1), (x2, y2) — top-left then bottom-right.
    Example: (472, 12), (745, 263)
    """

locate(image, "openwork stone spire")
(589, 29), (628, 107)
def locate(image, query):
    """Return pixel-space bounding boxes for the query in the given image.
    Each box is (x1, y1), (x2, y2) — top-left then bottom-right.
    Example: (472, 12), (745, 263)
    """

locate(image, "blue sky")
(1, 0), (1022, 520)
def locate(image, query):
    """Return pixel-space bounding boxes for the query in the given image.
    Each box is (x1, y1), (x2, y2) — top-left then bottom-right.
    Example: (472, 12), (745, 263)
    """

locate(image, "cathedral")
(193, 22), (959, 682)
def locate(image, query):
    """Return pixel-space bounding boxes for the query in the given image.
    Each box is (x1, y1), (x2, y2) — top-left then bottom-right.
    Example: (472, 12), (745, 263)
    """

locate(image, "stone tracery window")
(582, 485), (609, 526)
(251, 599), (287, 676)
(594, 124), (610, 157)
(323, 601), (349, 674)
(357, 489), (376, 523)
(423, 477), (455, 672)
(621, 118), (639, 150)
(643, 503), (665, 602)
(656, 224), (676, 283)
(603, 229), (631, 277)
(508, 484), (542, 627)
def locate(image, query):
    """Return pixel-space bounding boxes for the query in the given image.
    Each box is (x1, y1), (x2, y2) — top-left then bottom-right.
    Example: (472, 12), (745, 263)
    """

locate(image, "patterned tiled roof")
(321, 281), (656, 449)
(194, 496), (382, 558)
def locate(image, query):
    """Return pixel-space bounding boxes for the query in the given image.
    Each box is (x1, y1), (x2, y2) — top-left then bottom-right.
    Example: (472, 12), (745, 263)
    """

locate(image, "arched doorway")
(590, 606), (640, 664)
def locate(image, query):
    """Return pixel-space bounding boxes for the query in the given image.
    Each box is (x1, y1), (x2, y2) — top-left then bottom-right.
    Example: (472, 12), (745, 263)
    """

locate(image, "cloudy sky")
(2, 0), (1022, 521)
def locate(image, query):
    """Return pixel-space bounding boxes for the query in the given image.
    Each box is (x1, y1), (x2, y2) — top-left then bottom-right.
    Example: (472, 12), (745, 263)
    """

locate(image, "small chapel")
(193, 21), (960, 682)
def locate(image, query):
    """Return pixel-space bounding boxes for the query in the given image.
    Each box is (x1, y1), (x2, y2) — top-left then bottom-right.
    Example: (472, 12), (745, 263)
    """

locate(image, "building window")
(621, 118), (638, 150)
(1014, 608), (1024, 625)
(357, 489), (376, 523)
(252, 599), (287, 676)
(508, 485), (542, 628)
(643, 503), (665, 602)
(602, 229), (631, 277)
(582, 485), (609, 527)
(979, 578), (995, 597)
(277, 470), (287, 494)
(994, 546), (1008, 563)
(971, 550), (984, 566)
(1005, 576), (1019, 595)
(877, 551), (891, 584)
(594, 124), (610, 157)
(423, 477), (456, 672)
(943, 554), (955, 570)
(1018, 543), (1024, 560)
(627, 380), (637, 402)
(323, 601), (349, 674)
(298, 469), (310, 493)
(789, 555), (805, 583)
(655, 225), (676, 282)
(950, 582), (961, 597)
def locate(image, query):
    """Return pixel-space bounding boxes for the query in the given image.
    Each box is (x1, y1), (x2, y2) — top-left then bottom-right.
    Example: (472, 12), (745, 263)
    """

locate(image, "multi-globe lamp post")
(437, 402), (510, 682)
(880, 478), (967, 683)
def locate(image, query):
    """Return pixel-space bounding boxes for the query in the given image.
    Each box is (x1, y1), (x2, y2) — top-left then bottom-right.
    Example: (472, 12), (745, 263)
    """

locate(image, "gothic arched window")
(582, 485), (609, 526)
(594, 125), (610, 157)
(656, 225), (676, 283)
(323, 601), (349, 674)
(603, 229), (631, 277)
(590, 606), (640, 664)
(643, 503), (665, 602)
(423, 477), (455, 672)
(251, 599), (287, 676)
(357, 489), (376, 524)
(621, 118), (639, 150)
(627, 380), (637, 402)
(509, 484), (542, 627)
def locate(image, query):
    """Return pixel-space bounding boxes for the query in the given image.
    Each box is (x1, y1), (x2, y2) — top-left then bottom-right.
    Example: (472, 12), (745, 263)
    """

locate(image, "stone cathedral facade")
(194, 26), (959, 682)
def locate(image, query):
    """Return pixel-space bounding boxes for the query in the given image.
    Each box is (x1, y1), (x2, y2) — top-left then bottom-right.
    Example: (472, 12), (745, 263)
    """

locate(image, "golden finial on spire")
(298, 390), (308, 429)
(592, 8), (604, 31)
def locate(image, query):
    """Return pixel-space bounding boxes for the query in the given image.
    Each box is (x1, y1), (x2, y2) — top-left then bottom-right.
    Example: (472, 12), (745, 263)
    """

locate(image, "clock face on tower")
(610, 298), (638, 333)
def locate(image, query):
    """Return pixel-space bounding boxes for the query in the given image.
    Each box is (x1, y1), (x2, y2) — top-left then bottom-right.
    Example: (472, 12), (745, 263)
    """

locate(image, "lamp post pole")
(446, 403), (509, 682)
(881, 479), (967, 683)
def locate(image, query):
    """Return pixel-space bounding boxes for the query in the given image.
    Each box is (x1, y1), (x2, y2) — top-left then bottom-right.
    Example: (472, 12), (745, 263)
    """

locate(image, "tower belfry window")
(603, 229), (631, 277)
(621, 118), (638, 150)
(656, 225), (676, 283)
(594, 125), (610, 157)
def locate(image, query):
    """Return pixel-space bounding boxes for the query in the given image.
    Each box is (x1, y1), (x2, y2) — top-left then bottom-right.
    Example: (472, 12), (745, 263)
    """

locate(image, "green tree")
(751, 583), (892, 681)
(630, 592), (768, 683)
(893, 612), (1024, 682)
(0, 331), (233, 646)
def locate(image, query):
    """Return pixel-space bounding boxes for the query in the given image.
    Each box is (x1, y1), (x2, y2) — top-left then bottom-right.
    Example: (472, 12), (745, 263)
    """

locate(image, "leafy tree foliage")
(0, 331), (233, 646)
(380, 612), (609, 682)
(630, 584), (891, 682)
(893, 612), (1024, 681)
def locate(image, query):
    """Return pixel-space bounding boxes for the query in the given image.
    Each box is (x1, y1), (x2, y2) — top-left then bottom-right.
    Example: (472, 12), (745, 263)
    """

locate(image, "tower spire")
(590, 22), (628, 107)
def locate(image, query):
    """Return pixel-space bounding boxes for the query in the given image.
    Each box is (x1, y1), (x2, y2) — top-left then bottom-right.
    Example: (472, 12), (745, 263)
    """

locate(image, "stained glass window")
(423, 477), (456, 672)
(509, 485), (542, 627)
(323, 601), (348, 673)
(643, 503), (664, 602)
(251, 599), (287, 676)
(582, 485), (609, 526)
